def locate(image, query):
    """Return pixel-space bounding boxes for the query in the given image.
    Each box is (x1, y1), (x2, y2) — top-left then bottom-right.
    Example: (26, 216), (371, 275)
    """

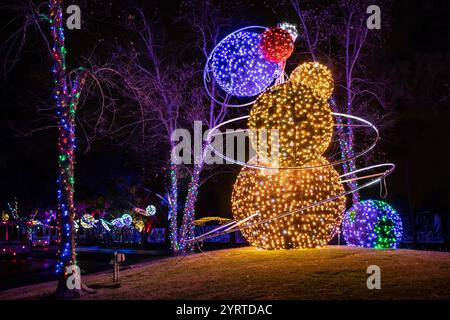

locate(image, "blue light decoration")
(145, 205), (156, 216)
(210, 31), (278, 97)
(111, 217), (125, 228)
(343, 200), (403, 249)
(121, 214), (133, 227)
(111, 214), (133, 228)
(100, 219), (111, 232)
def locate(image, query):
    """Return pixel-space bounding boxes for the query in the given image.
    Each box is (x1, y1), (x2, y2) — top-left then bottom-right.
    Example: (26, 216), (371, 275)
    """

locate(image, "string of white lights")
(204, 112), (380, 171)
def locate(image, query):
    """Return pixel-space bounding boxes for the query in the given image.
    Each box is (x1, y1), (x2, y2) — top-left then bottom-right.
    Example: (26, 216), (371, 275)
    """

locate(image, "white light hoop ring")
(204, 112), (380, 171)
(187, 162), (395, 244)
(203, 25), (282, 108)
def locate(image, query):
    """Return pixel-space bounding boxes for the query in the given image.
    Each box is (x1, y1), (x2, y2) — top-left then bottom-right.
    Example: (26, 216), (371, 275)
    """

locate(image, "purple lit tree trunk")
(177, 0), (232, 252)
(179, 160), (204, 252)
(168, 157), (179, 252)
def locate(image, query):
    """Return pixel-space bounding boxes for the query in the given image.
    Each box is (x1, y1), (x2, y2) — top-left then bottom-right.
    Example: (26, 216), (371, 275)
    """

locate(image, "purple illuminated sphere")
(343, 200), (402, 249)
(210, 31), (278, 97)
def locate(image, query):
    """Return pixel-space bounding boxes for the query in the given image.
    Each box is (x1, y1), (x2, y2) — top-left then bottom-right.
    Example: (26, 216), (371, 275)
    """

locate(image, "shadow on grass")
(38, 283), (120, 300)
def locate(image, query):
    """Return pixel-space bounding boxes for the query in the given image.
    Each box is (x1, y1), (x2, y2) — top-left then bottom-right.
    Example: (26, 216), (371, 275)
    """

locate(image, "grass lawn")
(1, 246), (450, 300)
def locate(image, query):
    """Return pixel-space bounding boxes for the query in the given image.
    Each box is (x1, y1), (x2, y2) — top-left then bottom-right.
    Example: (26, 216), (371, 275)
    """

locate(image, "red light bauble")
(260, 27), (294, 63)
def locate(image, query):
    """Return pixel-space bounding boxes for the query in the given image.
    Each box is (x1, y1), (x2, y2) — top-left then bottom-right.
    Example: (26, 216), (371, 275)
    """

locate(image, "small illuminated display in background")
(343, 200), (403, 249)
(121, 214), (133, 227)
(146, 205), (156, 216)
(210, 31), (278, 97)
(111, 213), (133, 228)
(80, 214), (96, 229)
(100, 219), (110, 232)
(111, 217), (125, 228)
(134, 220), (145, 232)
(231, 156), (346, 249)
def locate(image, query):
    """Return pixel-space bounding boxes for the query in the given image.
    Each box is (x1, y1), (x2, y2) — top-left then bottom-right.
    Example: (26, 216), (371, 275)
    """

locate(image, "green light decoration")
(374, 216), (397, 249)
(348, 210), (356, 223)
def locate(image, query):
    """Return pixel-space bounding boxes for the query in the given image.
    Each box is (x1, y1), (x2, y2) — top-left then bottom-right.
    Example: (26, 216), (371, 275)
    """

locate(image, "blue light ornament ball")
(121, 214), (133, 227)
(210, 31), (279, 97)
(343, 200), (403, 249)
(146, 205), (156, 216)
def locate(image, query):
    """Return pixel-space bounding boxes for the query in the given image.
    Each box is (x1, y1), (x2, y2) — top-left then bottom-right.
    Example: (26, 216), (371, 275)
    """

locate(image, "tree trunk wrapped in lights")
(179, 161), (204, 252)
(49, 0), (89, 295)
(167, 158), (179, 253)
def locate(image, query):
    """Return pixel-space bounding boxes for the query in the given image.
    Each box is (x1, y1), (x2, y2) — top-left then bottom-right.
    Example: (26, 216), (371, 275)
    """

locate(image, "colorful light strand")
(168, 160), (179, 252)
(49, 0), (87, 277)
(178, 162), (203, 252)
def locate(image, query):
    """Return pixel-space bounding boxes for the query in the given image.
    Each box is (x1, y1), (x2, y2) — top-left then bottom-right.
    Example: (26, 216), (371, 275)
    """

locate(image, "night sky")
(0, 0), (449, 220)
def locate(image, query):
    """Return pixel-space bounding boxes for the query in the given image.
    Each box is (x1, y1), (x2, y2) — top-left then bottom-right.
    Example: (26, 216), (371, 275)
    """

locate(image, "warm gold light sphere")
(290, 62), (334, 100)
(248, 81), (333, 167)
(231, 156), (346, 249)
